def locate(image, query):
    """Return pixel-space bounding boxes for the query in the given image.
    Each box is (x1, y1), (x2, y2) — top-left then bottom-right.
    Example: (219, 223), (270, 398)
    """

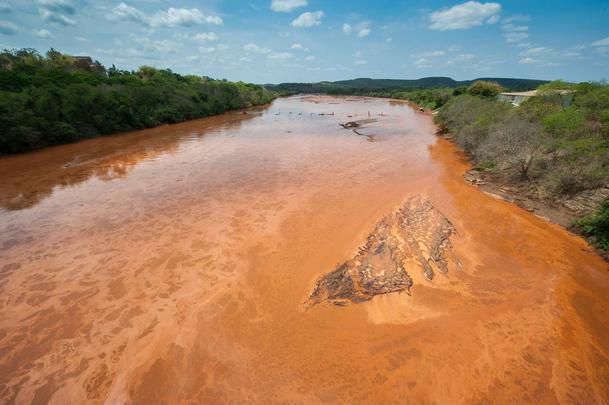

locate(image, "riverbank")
(436, 130), (609, 261)
(0, 48), (277, 155)
(433, 86), (609, 258)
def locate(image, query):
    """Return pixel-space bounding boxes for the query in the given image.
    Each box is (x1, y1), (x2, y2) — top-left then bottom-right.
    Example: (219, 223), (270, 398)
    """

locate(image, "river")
(0, 95), (608, 404)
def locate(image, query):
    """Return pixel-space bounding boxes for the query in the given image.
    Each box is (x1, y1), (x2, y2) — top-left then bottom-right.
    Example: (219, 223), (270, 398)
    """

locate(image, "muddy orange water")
(1, 95), (608, 404)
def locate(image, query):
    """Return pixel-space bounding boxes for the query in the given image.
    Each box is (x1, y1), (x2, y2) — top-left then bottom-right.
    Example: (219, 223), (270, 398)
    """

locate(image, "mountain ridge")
(267, 77), (548, 93)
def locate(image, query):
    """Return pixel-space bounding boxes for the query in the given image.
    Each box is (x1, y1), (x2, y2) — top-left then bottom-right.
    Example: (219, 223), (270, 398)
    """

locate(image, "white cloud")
(34, 28), (52, 38)
(342, 23), (352, 34)
(151, 8), (223, 28)
(592, 36), (609, 47)
(174, 32), (190, 40)
(354, 59), (367, 65)
(291, 43), (308, 51)
(386, 37), (392, 43)
(40, 9), (76, 26)
(0, 19), (17, 34)
(37, 0), (77, 27)
(305, 55), (315, 61)
(291, 11), (324, 28)
(486, 14), (500, 24)
(502, 14), (530, 23)
(268, 52), (294, 60)
(37, 0), (75, 15)
(455, 53), (474, 60)
(517, 46), (565, 66)
(132, 35), (182, 54)
(239, 56), (252, 62)
(109, 4), (222, 28)
(193, 32), (218, 41)
(520, 47), (551, 56)
(357, 27), (371, 38)
(594, 47), (609, 56)
(270, 0), (308, 12)
(429, 1), (501, 31)
(199, 46), (216, 53)
(354, 51), (363, 58)
(519, 57), (538, 64)
(244, 43), (271, 54)
(411, 50), (445, 58)
(412, 58), (433, 68)
(109, 3), (148, 25)
(502, 23), (528, 32)
(561, 50), (581, 58)
(500, 15), (530, 44)
(503, 32), (529, 43)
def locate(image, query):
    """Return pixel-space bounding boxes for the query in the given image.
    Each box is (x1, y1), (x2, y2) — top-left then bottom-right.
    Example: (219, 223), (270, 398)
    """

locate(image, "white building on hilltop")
(498, 89), (574, 107)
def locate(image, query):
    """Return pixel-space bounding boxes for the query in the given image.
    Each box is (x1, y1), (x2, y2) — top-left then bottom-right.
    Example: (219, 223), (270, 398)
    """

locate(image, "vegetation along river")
(1, 95), (608, 404)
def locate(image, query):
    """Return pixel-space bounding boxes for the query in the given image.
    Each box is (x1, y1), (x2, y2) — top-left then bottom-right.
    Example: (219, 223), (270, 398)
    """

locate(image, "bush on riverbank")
(435, 80), (609, 250)
(574, 198), (609, 250)
(319, 81), (505, 111)
(0, 48), (277, 154)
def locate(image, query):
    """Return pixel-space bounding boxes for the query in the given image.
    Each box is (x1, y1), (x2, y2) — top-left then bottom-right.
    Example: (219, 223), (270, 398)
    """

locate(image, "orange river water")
(0, 95), (608, 404)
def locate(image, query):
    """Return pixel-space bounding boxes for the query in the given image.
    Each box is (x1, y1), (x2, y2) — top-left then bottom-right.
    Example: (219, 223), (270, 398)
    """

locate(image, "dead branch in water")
(339, 118), (379, 142)
(339, 118), (378, 129)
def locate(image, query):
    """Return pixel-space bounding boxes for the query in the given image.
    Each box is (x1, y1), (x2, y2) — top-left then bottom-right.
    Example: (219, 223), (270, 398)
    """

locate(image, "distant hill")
(267, 77), (548, 93)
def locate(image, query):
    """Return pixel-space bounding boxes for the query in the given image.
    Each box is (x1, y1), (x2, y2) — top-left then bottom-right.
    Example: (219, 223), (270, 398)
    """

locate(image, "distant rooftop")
(498, 89), (575, 107)
(500, 90), (538, 97)
(500, 89), (574, 97)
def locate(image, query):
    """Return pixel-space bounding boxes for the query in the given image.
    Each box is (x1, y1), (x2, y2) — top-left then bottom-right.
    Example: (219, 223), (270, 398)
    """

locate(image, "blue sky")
(1, 0), (608, 83)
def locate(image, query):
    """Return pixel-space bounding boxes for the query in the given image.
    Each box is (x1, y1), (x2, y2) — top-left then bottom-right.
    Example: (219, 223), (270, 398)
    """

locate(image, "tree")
(0, 48), (277, 154)
(467, 81), (504, 98)
(479, 115), (547, 180)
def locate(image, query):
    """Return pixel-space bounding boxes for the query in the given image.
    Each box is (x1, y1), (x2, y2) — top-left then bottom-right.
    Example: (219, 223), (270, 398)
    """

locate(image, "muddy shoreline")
(434, 132), (609, 261)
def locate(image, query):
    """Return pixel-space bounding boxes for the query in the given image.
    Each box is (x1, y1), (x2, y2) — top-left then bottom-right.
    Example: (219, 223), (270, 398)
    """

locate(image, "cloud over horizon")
(0, 0), (606, 83)
(430, 1), (501, 31)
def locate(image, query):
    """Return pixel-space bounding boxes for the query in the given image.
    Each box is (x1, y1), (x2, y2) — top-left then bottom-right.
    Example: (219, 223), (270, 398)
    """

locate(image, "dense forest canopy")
(0, 48), (277, 154)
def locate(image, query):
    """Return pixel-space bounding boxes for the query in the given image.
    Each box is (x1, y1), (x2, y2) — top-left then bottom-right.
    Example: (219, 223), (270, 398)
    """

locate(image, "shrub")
(467, 81), (504, 98)
(478, 114), (548, 180)
(542, 108), (585, 138)
(574, 198), (609, 250)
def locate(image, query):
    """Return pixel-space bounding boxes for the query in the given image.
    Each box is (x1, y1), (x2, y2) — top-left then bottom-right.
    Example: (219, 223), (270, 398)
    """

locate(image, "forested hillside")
(0, 48), (277, 154)
(268, 77), (547, 94)
(435, 80), (609, 251)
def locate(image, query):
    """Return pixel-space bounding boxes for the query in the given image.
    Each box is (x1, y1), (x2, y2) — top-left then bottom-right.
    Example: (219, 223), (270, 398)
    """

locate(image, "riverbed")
(1, 95), (608, 403)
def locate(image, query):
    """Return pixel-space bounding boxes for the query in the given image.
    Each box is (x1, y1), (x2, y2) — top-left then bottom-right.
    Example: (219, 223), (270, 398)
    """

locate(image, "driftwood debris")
(339, 118), (377, 129)
(304, 196), (462, 308)
(339, 119), (378, 142)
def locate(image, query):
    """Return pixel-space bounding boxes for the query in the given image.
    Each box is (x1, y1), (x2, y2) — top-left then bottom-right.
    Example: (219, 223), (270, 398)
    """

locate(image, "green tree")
(467, 81), (504, 98)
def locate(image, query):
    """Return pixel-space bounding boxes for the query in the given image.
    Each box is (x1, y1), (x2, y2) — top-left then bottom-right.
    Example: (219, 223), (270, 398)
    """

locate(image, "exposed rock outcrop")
(305, 196), (461, 308)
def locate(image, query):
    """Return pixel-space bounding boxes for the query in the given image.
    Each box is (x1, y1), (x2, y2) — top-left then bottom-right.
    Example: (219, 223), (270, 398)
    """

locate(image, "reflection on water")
(0, 111), (259, 211)
(0, 96), (608, 404)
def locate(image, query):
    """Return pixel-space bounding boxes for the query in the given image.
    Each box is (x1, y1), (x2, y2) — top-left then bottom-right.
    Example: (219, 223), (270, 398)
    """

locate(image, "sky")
(1, 0), (608, 83)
